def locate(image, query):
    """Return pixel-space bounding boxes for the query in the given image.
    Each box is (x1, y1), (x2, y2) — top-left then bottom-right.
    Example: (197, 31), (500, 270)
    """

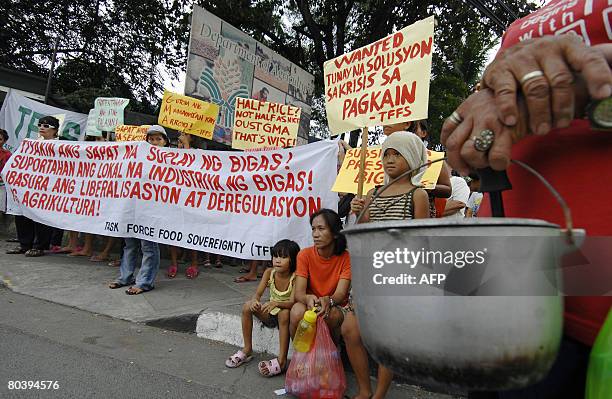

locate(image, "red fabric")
(434, 197), (447, 218)
(500, 0), (610, 51)
(482, 1), (612, 346)
(0, 149), (11, 178)
(479, 122), (612, 346)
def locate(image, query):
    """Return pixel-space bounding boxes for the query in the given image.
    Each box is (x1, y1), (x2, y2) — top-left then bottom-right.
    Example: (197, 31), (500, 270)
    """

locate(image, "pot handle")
(355, 157), (576, 245)
(510, 159), (575, 245)
(355, 157), (447, 223)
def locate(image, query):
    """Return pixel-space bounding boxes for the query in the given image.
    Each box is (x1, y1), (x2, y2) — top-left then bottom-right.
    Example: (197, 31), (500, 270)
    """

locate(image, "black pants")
(468, 336), (590, 399)
(51, 228), (64, 247)
(14, 215), (52, 251)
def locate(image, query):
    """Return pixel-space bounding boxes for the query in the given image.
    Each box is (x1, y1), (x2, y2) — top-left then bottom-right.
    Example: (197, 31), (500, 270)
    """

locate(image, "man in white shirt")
(443, 169), (470, 219)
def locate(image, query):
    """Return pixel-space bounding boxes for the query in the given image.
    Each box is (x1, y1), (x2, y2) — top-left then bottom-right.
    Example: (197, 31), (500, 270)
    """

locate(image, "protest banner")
(323, 16), (434, 134)
(2, 140), (338, 259)
(186, 6), (315, 145)
(115, 125), (150, 142)
(85, 109), (103, 137)
(158, 90), (220, 140)
(94, 97), (129, 131)
(0, 90), (87, 152)
(232, 97), (301, 151)
(332, 146), (444, 194)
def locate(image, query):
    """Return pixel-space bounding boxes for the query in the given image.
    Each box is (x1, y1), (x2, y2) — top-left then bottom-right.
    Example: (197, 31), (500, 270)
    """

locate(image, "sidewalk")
(0, 238), (459, 398)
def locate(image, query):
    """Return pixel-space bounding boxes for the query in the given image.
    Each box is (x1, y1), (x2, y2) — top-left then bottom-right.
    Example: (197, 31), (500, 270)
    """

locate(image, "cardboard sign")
(186, 6), (315, 146)
(2, 140), (338, 260)
(332, 146), (444, 194)
(324, 16), (434, 134)
(158, 90), (220, 139)
(232, 97), (301, 150)
(115, 125), (150, 142)
(85, 109), (103, 137)
(94, 97), (129, 131)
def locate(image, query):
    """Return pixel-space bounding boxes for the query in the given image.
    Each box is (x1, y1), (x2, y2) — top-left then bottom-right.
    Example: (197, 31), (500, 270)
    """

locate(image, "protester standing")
(6, 116), (58, 257)
(0, 129), (11, 214)
(440, 1), (612, 396)
(348, 131), (430, 399)
(108, 126), (167, 295)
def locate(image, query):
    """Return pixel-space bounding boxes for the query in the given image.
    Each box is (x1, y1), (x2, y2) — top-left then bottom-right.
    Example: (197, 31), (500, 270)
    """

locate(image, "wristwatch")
(587, 97), (612, 130)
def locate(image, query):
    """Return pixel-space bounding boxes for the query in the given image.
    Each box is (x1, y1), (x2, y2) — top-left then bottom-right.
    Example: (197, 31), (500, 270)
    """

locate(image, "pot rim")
(343, 217), (560, 235)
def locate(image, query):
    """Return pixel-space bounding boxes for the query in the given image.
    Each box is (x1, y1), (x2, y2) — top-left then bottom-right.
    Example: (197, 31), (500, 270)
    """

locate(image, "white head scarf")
(381, 131), (428, 186)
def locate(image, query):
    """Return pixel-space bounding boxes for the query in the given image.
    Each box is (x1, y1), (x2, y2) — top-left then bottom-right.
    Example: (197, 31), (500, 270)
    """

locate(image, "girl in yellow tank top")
(225, 239), (300, 378)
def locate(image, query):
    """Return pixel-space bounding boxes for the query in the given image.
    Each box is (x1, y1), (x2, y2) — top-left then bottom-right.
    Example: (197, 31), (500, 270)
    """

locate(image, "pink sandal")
(225, 350), (253, 368)
(185, 265), (199, 279)
(258, 358), (284, 377)
(167, 264), (178, 278)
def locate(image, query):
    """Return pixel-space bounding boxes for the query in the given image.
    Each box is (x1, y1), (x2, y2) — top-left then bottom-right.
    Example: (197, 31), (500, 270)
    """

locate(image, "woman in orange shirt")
(289, 209), (351, 341)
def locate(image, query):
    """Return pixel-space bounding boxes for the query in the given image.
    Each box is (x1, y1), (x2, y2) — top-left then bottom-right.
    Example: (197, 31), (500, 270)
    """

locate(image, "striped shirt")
(369, 187), (417, 221)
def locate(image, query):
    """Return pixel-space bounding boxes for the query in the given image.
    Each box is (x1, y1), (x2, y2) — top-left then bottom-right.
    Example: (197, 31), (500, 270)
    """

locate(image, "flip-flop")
(167, 264), (178, 278)
(225, 350), (253, 368)
(258, 358), (284, 377)
(108, 281), (132, 289)
(234, 276), (257, 283)
(24, 249), (45, 257)
(125, 286), (154, 295)
(90, 255), (109, 262)
(185, 266), (199, 279)
(214, 259), (223, 268)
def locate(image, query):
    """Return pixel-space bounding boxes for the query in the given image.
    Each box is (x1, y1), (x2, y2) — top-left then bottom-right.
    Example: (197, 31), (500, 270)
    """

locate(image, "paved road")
(0, 287), (458, 399)
(0, 286), (289, 399)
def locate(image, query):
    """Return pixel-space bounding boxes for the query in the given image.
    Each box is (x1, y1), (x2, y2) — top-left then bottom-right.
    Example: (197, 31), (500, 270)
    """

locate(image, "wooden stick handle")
(357, 127), (368, 197)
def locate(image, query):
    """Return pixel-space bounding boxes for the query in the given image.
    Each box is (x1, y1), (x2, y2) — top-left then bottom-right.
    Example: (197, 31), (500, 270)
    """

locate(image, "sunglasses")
(38, 123), (57, 129)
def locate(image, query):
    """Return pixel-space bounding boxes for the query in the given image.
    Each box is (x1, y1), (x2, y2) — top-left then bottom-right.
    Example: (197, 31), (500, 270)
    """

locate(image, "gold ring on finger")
(519, 70), (545, 86)
(448, 111), (463, 125)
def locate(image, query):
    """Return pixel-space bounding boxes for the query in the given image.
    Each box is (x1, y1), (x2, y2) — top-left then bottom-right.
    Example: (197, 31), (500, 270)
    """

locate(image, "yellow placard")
(158, 90), (220, 139)
(332, 146), (444, 194)
(232, 97), (301, 150)
(115, 125), (150, 142)
(420, 150), (445, 190)
(324, 16), (434, 134)
(332, 147), (383, 194)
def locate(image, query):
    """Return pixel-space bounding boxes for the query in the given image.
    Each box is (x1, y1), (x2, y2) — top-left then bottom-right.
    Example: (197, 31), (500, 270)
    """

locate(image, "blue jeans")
(116, 238), (160, 290)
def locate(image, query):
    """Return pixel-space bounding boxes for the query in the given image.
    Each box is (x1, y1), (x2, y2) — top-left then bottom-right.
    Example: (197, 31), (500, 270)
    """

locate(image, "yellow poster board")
(324, 16), (434, 134)
(115, 125), (150, 142)
(232, 97), (301, 150)
(158, 90), (219, 139)
(332, 146), (444, 194)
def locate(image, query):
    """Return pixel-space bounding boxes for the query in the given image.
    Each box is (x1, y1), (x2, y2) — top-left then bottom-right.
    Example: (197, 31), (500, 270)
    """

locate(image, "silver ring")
(448, 111), (463, 125)
(473, 129), (495, 152)
(520, 70), (545, 86)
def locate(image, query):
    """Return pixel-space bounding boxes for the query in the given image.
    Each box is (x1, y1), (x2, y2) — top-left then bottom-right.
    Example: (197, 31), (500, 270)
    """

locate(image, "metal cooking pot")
(343, 161), (583, 391)
(344, 218), (583, 391)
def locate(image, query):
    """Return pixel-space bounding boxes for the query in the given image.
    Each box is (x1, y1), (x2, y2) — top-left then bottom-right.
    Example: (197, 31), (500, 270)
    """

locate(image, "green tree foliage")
(0, 0), (186, 112)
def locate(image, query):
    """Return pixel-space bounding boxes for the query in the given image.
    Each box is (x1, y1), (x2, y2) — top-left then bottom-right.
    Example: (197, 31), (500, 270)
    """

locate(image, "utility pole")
(44, 35), (60, 104)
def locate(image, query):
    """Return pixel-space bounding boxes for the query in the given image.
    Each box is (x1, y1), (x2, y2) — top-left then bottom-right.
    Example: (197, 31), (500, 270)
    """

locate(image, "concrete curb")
(196, 310), (284, 356)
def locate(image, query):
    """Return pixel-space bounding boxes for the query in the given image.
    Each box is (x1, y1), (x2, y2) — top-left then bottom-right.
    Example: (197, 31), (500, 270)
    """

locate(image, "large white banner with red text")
(1, 140), (338, 259)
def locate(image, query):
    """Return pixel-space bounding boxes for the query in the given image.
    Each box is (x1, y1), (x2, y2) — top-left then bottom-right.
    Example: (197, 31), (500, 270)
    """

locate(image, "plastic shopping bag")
(285, 317), (347, 399)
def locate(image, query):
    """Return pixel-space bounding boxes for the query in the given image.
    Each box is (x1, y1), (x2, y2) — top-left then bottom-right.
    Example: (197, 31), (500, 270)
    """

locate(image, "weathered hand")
(481, 35), (611, 135)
